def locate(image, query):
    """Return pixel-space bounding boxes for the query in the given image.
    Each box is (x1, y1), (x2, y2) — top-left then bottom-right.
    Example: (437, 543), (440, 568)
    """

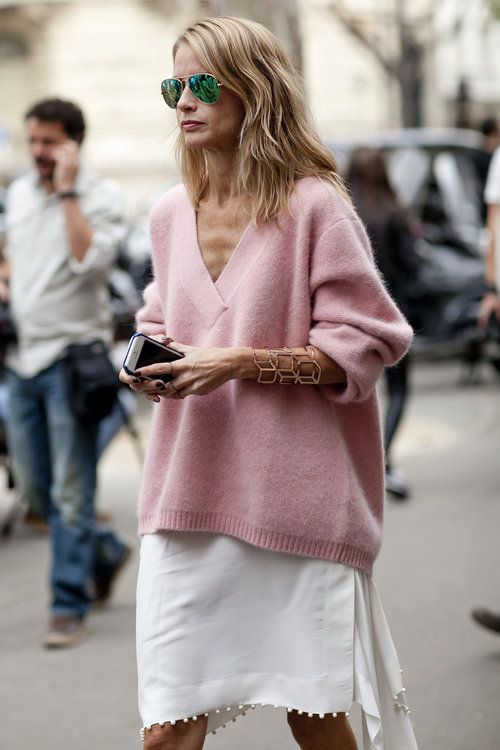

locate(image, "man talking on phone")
(1, 98), (131, 648)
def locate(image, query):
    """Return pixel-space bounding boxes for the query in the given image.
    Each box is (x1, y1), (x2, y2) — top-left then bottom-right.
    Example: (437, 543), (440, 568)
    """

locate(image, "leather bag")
(64, 340), (119, 422)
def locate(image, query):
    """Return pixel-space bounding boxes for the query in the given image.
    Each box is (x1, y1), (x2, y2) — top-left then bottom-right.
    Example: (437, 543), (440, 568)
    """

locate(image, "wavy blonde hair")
(173, 16), (349, 223)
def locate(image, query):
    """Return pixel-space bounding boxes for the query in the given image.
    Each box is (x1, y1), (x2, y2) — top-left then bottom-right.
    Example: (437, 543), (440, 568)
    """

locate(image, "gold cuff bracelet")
(252, 347), (321, 385)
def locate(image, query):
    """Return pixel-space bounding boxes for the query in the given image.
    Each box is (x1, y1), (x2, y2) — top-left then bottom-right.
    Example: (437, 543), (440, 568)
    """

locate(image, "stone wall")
(0, 0), (499, 212)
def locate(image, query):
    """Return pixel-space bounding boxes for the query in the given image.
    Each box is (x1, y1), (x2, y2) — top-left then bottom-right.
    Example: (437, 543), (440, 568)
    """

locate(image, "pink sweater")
(136, 177), (412, 574)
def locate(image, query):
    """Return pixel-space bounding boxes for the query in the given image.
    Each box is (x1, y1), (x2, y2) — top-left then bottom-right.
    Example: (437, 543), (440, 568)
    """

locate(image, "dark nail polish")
(157, 382), (166, 390)
(132, 378), (140, 384)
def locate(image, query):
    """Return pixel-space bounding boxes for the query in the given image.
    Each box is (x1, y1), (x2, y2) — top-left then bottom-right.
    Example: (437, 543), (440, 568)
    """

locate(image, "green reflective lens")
(161, 78), (182, 108)
(160, 74), (220, 108)
(188, 74), (220, 105)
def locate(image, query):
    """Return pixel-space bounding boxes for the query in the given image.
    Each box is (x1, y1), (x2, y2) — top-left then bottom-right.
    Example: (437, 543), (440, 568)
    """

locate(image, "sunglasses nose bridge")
(177, 79), (198, 109)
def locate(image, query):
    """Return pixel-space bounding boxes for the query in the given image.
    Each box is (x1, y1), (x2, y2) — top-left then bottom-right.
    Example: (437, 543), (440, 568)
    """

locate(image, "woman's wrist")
(229, 347), (258, 380)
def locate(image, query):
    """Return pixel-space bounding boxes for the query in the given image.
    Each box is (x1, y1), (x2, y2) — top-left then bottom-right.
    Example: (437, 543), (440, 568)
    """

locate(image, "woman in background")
(347, 148), (421, 500)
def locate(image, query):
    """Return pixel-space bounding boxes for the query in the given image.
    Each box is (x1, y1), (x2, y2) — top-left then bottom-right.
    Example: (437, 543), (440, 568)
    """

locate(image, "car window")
(433, 152), (481, 249)
(387, 148), (431, 209)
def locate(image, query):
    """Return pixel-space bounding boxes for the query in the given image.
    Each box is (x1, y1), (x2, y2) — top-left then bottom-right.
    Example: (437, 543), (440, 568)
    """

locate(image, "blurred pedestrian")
(472, 142), (500, 634)
(1, 98), (131, 648)
(473, 117), (499, 224)
(477, 144), (500, 328)
(346, 148), (421, 500)
(120, 17), (418, 750)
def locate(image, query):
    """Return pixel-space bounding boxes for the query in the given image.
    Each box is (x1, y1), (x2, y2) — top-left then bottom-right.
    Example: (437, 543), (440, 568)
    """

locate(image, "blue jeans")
(97, 387), (136, 459)
(6, 361), (126, 618)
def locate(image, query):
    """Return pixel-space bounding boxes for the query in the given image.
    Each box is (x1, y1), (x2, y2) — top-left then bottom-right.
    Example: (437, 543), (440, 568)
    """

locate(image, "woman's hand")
(119, 339), (250, 402)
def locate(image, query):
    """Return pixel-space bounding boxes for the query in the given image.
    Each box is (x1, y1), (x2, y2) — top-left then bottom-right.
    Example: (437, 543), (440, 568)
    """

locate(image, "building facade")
(0, 0), (499, 210)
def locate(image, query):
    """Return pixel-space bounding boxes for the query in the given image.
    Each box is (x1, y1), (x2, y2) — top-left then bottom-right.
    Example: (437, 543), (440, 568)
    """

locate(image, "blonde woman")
(120, 17), (418, 750)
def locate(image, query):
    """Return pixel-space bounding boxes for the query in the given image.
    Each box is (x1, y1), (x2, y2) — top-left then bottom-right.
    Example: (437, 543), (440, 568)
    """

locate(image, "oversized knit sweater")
(136, 177), (413, 574)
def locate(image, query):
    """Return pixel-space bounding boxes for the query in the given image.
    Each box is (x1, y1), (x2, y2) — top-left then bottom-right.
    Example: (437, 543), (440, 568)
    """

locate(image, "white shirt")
(5, 170), (125, 377)
(485, 147), (500, 205)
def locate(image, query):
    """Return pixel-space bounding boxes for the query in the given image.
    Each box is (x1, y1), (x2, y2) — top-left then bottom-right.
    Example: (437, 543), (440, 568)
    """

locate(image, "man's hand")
(478, 292), (500, 328)
(52, 140), (80, 193)
(0, 259), (10, 304)
(0, 278), (9, 304)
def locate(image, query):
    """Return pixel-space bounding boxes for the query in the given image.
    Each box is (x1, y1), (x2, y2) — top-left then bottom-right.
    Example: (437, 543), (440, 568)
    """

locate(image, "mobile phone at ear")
(123, 333), (184, 383)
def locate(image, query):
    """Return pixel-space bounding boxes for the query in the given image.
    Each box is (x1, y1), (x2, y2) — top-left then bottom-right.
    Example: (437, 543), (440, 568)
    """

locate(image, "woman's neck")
(204, 149), (242, 207)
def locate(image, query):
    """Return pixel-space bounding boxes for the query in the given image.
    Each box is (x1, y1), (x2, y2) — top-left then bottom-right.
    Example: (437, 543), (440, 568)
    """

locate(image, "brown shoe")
(24, 510), (49, 533)
(92, 544), (133, 608)
(44, 615), (87, 649)
(471, 608), (500, 634)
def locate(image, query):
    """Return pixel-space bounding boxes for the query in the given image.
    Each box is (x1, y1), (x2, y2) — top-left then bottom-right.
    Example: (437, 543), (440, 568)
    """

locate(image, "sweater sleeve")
(135, 280), (165, 337)
(308, 216), (413, 403)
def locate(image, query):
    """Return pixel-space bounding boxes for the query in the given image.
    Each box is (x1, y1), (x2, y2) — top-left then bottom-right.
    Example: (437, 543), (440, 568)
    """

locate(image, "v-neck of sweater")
(194, 202), (253, 285)
(178, 191), (277, 328)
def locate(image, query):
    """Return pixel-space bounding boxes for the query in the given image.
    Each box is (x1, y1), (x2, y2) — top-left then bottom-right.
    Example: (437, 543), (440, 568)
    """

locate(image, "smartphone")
(123, 333), (184, 383)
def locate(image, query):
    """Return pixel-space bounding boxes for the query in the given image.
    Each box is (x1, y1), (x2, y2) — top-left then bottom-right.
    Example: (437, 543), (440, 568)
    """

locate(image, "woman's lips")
(181, 121), (203, 131)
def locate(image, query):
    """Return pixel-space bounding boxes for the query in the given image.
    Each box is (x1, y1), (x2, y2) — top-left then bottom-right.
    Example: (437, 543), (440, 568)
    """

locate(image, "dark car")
(331, 128), (500, 374)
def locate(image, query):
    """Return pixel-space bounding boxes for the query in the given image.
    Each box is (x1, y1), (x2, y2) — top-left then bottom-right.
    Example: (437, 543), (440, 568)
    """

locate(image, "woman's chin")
(183, 132), (211, 150)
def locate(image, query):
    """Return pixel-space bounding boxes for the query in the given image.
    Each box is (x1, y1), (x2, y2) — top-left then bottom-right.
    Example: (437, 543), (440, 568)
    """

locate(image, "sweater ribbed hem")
(137, 510), (374, 575)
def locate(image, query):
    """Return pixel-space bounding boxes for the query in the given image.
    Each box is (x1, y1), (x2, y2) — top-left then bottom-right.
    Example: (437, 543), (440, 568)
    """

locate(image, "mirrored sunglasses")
(161, 73), (222, 108)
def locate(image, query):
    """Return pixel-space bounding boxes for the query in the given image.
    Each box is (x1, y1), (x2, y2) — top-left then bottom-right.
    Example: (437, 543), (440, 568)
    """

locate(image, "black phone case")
(123, 335), (184, 383)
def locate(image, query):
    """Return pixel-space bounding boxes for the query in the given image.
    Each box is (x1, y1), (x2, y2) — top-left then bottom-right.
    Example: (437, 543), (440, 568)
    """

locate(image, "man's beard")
(35, 158), (55, 181)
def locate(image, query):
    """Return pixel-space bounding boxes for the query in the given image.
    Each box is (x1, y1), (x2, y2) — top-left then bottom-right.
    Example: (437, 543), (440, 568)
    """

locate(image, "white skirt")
(136, 532), (418, 750)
